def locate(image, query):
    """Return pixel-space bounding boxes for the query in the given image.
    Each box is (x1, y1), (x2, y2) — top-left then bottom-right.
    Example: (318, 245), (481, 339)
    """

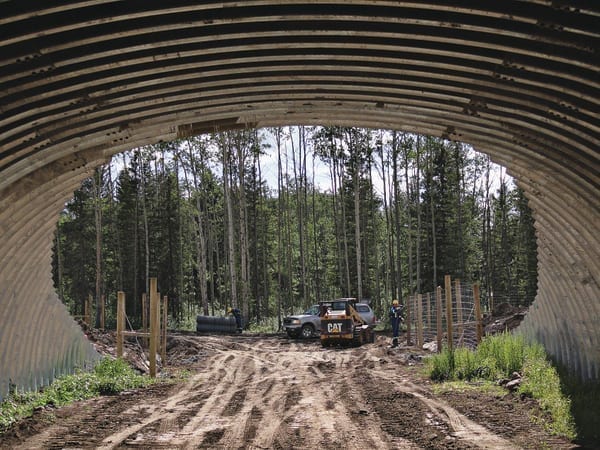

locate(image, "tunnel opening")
(50, 126), (537, 334)
(1, 1), (598, 443)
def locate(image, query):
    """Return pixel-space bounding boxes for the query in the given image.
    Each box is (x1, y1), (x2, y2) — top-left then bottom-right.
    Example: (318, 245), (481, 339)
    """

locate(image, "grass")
(246, 316), (279, 334)
(430, 379), (507, 397)
(0, 357), (155, 433)
(424, 332), (577, 440)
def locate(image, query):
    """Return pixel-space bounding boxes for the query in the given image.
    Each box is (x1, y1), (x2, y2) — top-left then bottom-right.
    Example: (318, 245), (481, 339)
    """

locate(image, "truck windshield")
(304, 306), (318, 315)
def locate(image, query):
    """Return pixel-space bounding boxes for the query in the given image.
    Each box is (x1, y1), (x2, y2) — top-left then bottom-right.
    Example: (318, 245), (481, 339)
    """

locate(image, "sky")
(108, 126), (510, 200)
(256, 128), (509, 198)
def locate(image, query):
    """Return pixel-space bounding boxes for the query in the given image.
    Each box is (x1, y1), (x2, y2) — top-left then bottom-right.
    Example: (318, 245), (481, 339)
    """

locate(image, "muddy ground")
(0, 330), (582, 449)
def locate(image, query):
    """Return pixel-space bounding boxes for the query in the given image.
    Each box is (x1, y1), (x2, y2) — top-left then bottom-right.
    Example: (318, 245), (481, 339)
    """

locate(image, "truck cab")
(283, 304), (321, 338)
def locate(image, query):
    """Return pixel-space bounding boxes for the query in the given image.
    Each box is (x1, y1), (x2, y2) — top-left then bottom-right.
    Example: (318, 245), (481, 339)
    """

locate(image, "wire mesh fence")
(404, 276), (483, 351)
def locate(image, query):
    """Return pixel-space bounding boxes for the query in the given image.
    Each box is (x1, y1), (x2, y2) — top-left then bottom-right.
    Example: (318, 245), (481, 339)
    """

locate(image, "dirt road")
(1, 333), (577, 449)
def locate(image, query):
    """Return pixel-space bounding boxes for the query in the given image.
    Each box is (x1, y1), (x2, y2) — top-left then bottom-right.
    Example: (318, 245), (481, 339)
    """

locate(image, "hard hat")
(227, 307), (233, 314)
(392, 299), (399, 305)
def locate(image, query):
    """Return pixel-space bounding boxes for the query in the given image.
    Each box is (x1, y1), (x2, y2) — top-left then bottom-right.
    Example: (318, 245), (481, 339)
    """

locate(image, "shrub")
(93, 357), (148, 394)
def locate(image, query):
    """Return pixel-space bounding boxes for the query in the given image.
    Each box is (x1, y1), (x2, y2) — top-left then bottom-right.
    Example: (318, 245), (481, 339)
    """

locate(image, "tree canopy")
(52, 127), (537, 330)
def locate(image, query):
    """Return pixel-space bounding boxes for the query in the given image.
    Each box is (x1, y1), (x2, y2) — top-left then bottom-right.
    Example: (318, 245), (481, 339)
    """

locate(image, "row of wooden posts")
(116, 278), (168, 378)
(78, 275), (480, 375)
(404, 275), (484, 351)
(76, 278), (167, 378)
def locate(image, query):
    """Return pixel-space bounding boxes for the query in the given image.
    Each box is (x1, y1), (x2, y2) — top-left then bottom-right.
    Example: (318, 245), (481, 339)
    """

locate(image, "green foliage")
(173, 314), (196, 332)
(53, 128), (536, 330)
(476, 331), (526, 377)
(425, 333), (576, 439)
(0, 358), (153, 432)
(42, 371), (98, 405)
(452, 347), (478, 381)
(519, 352), (576, 439)
(426, 333), (531, 381)
(92, 357), (151, 395)
(0, 391), (44, 430)
(427, 346), (455, 381)
(246, 316), (279, 333)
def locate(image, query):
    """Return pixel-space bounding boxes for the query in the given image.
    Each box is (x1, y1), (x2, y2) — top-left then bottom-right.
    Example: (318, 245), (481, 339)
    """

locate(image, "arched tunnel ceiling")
(0, 1), (598, 394)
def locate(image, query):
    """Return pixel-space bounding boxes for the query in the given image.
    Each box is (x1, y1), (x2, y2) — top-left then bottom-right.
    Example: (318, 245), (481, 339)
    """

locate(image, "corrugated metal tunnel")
(0, 1), (598, 397)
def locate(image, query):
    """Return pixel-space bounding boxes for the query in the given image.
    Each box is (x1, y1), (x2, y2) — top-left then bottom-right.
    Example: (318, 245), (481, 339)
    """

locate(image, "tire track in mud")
(6, 335), (528, 449)
(10, 383), (175, 450)
(175, 343), (289, 449)
(91, 348), (251, 448)
(187, 341), (316, 449)
(353, 348), (520, 450)
(164, 337), (396, 449)
(149, 338), (510, 449)
(246, 342), (396, 449)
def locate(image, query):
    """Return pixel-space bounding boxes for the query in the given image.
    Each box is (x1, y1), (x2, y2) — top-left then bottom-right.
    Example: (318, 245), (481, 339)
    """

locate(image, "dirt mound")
(483, 303), (528, 335)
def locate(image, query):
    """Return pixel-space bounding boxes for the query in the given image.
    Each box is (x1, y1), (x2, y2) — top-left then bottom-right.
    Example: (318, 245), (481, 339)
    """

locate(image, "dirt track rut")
(6, 334), (554, 449)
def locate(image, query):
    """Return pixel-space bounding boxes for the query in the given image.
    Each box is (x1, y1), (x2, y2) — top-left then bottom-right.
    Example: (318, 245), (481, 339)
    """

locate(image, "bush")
(42, 371), (98, 406)
(453, 347), (478, 381)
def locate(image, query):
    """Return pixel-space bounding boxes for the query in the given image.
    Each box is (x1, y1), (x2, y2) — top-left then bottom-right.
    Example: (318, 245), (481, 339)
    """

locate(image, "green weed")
(519, 352), (576, 439)
(0, 357), (154, 433)
(246, 316), (279, 333)
(424, 333), (576, 440)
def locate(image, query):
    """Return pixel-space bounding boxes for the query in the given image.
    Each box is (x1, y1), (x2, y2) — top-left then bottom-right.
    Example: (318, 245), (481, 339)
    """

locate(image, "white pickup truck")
(283, 300), (377, 339)
(283, 304), (322, 338)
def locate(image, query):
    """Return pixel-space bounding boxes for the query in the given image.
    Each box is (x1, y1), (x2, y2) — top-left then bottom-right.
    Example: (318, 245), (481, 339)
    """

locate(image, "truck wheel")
(301, 324), (315, 339)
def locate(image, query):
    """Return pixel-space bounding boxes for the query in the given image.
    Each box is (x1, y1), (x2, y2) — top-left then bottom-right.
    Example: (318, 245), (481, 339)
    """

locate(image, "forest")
(51, 126), (538, 330)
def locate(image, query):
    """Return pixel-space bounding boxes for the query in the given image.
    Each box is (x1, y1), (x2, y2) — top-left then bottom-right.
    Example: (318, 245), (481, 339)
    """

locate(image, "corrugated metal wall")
(0, 257), (100, 401)
(0, 295), (100, 401)
(0, 0), (598, 396)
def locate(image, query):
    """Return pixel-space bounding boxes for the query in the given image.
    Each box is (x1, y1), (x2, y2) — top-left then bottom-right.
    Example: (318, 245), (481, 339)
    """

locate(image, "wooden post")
(426, 292), (431, 329)
(405, 296), (412, 346)
(455, 280), (463, 347)
(436, 286), (443, 353)
(149, 278), (159, 378)
(116, 291), (125, 358)
(474, 283), (483, 343)
(445, 275), (453, 351)
(416, 293), (423, 348)
(99, 294), (105, 330)
(161, 295), (168, 363)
